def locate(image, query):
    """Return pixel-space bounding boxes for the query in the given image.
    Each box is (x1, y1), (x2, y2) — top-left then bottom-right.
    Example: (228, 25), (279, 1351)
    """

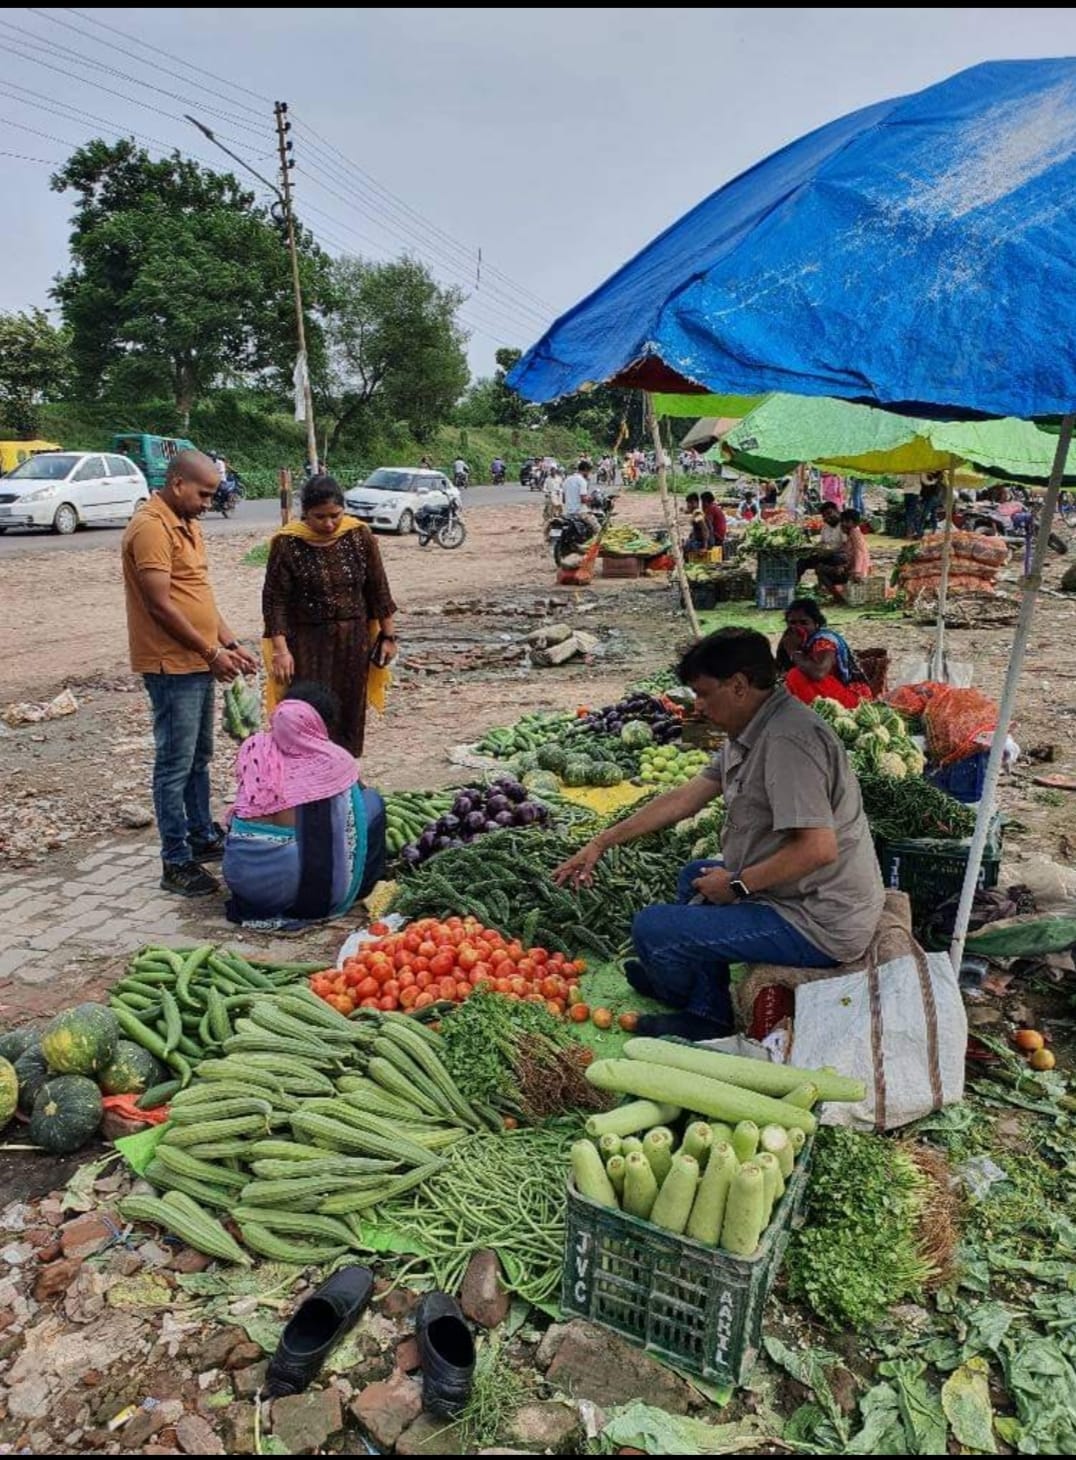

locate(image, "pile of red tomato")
(310, 916), (589, 1018)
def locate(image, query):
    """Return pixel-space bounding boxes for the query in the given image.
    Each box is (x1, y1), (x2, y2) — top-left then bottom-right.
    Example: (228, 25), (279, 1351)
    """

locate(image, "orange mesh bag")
(924, 686), (998, 765)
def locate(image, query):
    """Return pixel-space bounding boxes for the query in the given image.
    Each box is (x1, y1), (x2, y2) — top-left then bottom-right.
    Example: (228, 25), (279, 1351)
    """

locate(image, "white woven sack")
(791, 948), (966, 1131)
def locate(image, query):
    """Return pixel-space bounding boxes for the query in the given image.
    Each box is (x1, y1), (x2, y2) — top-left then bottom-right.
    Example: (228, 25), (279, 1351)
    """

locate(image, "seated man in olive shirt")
(554, 628), (884, 1040)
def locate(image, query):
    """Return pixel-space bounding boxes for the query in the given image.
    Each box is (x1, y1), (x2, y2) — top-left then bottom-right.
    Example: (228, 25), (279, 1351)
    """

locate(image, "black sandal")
(265, 1265), (375, 1397)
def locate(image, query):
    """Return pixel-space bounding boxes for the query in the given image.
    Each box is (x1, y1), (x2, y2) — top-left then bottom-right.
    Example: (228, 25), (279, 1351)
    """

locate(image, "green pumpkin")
(536, 743), (568, 775)
(14, 1044), (50, 1114)
(98, 1041), (167, 1097)
(592, 762), (625, 787)
(620, 719), (655, 749)
(562, 755), (596, 787)
(0, 1028), (37, 1064)
(0, 1057), (17, 1130)
(40, 1003), (119, 1077)
(29, 1075), (103, 1155)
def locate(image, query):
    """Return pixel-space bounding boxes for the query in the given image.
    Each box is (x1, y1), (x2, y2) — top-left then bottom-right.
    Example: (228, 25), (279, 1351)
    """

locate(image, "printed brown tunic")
(262, 527), (397, 757)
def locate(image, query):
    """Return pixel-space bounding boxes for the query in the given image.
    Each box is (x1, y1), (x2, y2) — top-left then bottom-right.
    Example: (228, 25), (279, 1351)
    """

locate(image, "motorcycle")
(953, 495), (1068, 556)
(453, 467), (470, 491)
(546, 498), (614, 566)
(491, 463), (506, 485)
(416, 497), (467, 549)
(210, 473), (243, 518)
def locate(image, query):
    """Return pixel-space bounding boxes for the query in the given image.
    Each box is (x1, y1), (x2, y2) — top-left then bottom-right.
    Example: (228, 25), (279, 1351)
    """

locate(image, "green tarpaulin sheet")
(719, 394), (1076, 481)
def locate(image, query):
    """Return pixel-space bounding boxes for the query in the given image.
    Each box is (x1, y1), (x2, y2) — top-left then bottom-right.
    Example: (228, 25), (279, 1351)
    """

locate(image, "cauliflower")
(879, 751), (908, 779)
(813, 698), (847, 724)
(835, 716), (860, 747)
(904, 747), (926, 775)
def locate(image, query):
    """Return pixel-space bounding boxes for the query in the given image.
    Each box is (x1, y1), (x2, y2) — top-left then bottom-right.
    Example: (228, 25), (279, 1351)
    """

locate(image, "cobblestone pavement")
(0, 834), (340, 1024)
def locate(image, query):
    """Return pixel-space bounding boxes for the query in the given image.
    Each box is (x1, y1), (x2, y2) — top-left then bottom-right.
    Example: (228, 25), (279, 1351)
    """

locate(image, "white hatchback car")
(0, 451), (149, 535)
(344, 467), (460, 535)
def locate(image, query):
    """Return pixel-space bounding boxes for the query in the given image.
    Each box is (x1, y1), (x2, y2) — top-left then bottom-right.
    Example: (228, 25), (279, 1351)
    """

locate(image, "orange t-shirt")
(122, 494), (219, 673)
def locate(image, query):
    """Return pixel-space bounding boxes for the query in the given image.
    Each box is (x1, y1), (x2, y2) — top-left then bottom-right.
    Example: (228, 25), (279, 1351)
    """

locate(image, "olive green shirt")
(703, 686), (884, 962)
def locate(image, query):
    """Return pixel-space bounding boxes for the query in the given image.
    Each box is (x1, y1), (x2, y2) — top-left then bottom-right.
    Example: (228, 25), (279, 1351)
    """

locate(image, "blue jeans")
(632, 860), (838, 1026)
(143, 672), (216, 866)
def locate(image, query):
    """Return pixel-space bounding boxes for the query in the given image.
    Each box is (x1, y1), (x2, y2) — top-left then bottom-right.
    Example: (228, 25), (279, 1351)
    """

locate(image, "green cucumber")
(649, 1152), (700, 1235)
(721, 1164), (766, 1256)
(686, 1141), (738, 1245)
(571, 1140), (617, 1208)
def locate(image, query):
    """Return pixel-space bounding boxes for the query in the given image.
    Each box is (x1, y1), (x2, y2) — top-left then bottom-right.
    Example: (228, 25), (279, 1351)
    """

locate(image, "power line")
(38, 6), (554, 325)
(63, 5), (272, 111)
(291, 146), (548, 328)
(2, 80), (217, 163)
(0, 148), (63, 164)
(0, 17), (265, 141)
(291, 113), (556, 315)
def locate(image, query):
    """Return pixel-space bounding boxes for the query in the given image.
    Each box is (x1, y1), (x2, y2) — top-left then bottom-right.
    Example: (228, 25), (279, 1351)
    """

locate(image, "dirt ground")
(1, 497), (1075, 870)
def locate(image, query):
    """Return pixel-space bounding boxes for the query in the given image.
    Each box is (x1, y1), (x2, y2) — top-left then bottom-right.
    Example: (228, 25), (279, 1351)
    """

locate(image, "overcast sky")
(4, 6), (1076, 381)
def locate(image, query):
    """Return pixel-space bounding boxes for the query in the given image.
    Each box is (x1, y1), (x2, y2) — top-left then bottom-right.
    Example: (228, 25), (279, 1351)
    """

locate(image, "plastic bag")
(924, 686), (998, 765)
(1011, 857), (1076, 916)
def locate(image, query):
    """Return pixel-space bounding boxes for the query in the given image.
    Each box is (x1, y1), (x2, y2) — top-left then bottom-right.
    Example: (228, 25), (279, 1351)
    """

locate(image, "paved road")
(0, 483), (539, 557)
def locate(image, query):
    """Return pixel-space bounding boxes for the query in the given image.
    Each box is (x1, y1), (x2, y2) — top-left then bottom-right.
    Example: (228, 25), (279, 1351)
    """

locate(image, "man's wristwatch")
(222, 640), (239, 651)
(729, 877), (752, 901)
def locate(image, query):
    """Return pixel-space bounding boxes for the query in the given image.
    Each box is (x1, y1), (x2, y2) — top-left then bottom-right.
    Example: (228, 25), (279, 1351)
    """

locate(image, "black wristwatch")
(729, 877), (752, 901)
(223, 640), (239, 651)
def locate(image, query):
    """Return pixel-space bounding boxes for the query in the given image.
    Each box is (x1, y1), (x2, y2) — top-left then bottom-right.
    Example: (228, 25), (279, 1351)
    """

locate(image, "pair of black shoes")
(159, 824), (227, 899)
(265, 1267), (475, 1418)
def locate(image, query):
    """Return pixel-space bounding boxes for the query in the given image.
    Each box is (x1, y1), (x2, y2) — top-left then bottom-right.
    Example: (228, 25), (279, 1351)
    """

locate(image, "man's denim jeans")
(143, 672), (216, 866)
(632, 859), (838, 1025)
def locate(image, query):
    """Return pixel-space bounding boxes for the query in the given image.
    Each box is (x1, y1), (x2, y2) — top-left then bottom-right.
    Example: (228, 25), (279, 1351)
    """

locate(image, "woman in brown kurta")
(262, 475), (398, 757)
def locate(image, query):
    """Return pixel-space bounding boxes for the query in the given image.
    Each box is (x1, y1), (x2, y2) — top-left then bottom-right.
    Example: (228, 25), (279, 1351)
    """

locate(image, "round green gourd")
(40, 1004), (120, 1076)
(0, 1028), (37, 1064)
(29, 1075), (104, 1154)
(562, 755), (595, 788)
(98, 1040), (168, 1097)
(14, 1043), (50, 1115)
(620, 719), (654, 749)
(536, 744), (568, 775)
(0, 1057), (17, 1129)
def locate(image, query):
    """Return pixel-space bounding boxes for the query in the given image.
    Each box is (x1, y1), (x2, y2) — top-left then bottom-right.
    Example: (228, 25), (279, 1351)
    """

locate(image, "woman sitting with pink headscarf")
(222, 682), (386, 929)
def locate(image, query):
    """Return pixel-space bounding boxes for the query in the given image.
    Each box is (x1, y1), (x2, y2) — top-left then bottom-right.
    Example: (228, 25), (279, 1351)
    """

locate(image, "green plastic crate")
(562, 1134), (813, 1387)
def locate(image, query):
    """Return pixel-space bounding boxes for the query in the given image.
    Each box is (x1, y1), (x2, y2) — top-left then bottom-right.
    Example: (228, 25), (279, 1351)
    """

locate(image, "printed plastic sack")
(924, 686), (998, 765)
(792, 947), (966, 1131)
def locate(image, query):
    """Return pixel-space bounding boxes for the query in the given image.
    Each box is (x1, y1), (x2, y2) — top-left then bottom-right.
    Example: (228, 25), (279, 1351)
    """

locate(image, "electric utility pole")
(274, 101), (318, 475)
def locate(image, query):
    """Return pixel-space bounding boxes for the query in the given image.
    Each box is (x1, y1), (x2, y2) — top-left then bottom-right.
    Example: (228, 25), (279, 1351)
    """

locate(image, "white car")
(344, 467), (460, 534)
(0, 451), (149, 535)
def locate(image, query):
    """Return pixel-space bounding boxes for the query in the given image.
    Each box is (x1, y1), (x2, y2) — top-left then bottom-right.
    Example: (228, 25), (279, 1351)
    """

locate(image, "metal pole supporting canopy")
(949, 413), (1076, 972)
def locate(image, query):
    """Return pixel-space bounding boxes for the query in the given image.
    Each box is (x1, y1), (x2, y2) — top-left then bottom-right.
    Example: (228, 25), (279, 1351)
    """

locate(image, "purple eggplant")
(401, 844), (422, 865)
(499, 780), (528, 803)
(494, 810), (516, 827)
(484, 819), (502, 835)
(435, 834), (455, 851)
(465, 809), (487, 833)
(513, 802), (540, 825)
(452, 794), (475, 817)
(418, 828), (438, 855)
(485, 793), (511, 816)
(438, 813), (461, 834)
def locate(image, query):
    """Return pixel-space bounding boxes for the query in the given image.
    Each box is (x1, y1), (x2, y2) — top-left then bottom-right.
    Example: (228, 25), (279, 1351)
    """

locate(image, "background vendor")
(777, 598), (873, 709)
(554, 628), (884, 1041)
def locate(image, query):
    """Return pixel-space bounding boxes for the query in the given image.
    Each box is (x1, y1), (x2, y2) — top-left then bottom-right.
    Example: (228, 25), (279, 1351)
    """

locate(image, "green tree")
(321, 255), (469, 452)
(51, 139), (328, 425)
(0, 308), (69, 436)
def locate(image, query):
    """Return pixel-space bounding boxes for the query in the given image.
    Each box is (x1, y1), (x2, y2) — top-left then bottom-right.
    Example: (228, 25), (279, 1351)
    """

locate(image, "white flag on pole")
(293, 351), (308, 422)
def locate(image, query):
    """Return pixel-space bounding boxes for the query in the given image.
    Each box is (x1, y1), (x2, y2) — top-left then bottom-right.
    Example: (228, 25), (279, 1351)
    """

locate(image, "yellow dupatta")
(261, 514), (392, 716)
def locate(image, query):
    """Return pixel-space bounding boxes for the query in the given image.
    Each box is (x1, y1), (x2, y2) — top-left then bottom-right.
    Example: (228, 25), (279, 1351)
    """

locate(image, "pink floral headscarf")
(234, 700), (357, 819)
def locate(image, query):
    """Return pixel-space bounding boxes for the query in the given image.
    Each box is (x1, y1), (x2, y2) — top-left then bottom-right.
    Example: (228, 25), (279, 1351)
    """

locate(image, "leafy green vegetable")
(786, 1127), (938, 1329)
(762, 1337), (849, 1442)
(877, 1359), (948, 1456)
(845, 1381), (909, 1454)
(941, 1358), (996, 1453)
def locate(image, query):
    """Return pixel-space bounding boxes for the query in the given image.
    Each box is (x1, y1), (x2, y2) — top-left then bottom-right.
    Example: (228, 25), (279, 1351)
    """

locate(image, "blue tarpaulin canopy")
(508, 59), (1076, 422)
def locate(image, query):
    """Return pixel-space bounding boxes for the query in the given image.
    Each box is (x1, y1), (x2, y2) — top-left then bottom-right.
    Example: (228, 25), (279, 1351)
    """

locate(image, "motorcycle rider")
(453, 457), (469, 489)
(491, 456), (506, 485)
(563, 459), (591, 517)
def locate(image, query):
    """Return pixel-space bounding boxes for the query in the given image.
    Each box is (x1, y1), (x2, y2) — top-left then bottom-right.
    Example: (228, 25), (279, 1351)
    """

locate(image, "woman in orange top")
(777, 598), (873, 710)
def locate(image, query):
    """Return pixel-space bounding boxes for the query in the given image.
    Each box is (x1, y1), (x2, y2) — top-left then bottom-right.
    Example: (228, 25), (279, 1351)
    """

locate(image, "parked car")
(110, 433), (196, 491)
(344, 467), (460, 534)
(0, 451), (148, 535)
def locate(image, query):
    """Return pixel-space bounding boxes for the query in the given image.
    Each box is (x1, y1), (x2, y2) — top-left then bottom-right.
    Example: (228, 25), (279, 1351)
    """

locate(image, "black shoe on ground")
(160, 861), (220, 898)
(265, 1265), (375, 1398)
(635, 1011), (733, 1043)
(415, 1292), (476, 1418)
(190, 822), (227, 861)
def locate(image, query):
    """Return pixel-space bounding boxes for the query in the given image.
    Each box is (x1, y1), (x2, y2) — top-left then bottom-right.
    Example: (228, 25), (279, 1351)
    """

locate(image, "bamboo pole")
(929, 466), (957, 680)
(646, 392), (701, 638)
(949, 413), (1075, 972)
